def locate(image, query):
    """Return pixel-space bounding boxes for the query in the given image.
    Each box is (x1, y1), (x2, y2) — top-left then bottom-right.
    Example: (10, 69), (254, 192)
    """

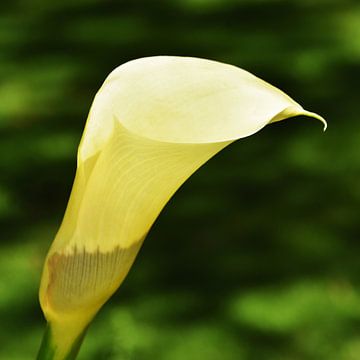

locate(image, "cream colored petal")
(79, 56), (326, 161)
(39, 56), (326, 359)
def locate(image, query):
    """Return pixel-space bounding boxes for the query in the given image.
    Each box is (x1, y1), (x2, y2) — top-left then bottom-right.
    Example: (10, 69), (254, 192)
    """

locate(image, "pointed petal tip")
(302, 110), (327, 132)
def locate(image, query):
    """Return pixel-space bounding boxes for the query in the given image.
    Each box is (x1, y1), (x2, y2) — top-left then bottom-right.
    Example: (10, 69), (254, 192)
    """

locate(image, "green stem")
(36, 323), (87, 360)
(36, 324), (55, 360)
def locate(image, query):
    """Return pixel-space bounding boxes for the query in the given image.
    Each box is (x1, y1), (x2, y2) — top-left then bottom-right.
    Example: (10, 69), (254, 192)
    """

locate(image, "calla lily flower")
(37, 56), (326, 360)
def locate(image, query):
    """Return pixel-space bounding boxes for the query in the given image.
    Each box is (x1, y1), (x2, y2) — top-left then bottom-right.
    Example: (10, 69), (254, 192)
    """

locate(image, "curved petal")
(79, 56), (326, 161)
(38, 56), (326, 359)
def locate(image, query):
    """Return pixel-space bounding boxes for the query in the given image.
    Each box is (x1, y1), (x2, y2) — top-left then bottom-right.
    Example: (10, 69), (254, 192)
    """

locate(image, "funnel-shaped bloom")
(38, 56), (326, 359)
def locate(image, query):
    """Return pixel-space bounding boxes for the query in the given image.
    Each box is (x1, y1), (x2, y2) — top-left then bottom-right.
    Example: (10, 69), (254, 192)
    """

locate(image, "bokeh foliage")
(0, 0), (359, 359)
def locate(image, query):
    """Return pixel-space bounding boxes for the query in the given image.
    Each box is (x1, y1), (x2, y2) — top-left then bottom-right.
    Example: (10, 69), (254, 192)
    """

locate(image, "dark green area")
(1, 0), (359, 359)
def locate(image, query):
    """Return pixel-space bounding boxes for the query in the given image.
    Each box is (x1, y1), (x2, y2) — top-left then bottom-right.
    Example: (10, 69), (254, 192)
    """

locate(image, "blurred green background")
(1, 0), (359, 359)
